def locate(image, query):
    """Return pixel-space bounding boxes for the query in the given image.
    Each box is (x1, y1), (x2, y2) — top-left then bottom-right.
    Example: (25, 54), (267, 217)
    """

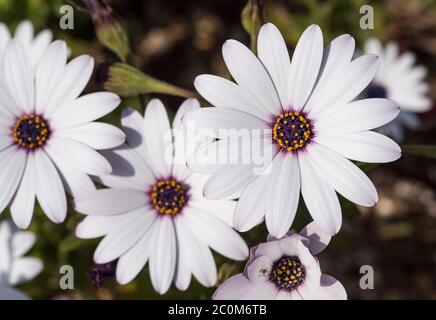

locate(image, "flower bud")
(241, 0), (264, 52)
(83, 0), (130, 62)
(104, 63), (197, 98)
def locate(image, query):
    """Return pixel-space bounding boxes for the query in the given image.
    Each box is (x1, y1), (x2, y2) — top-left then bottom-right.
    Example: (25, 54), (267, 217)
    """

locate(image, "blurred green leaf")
(82, 0), (131, 62)
(104, 63), (198, 98)
(59, 235), (87, 256)
(402, 145), (436, 160)
(241, 0), (264, 53)
(356, 162), (380, 172)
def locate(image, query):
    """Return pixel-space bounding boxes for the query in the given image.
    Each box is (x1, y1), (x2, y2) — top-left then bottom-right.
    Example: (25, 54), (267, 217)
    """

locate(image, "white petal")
(50, 92), (121, 130)
(304, 34), (355, 114)
(172, 99), (203, 180)
(194, 75), (271, 120)
(12, 231), (35, 258)
(149, 217), (177, 294)
(116, 224), (156, 285)
(76, 214), (131, 239)
(54, 122), (125, 150)
(10, 158), (35, 229)
(33, 151), (67, 223)
(314, 131), (401, 163)
(308, 54), (379, 117)
(184, 207), (248, 260)
(203, 165), (255, 200)
(0, 72), (21, 117)
(0, 108), (14, 130)
(173, 98), (200, 129)
(121, 107), (147, 161)
(213, 274), (252, 300)
(0, 134), (12, 153)
(288, 24), (323, 110)
(14, 21), (33, 46)
(0, 221), (12, 283)
(257, 23), (291, 108)
(254, 240), (284, 261)
(240, 281), (278, 300)
(189, 198), (236, 226)
(29, 30), (53, 66)
(307, 143), (378, 206)
(4, 40), (34, 113)
(0, 22), (11, 53)
(299, 221), (331, 255)
(183, 107), (269, 139)
(246, 256), (273, 283)
(265, 153), (300, 238)
(173, 217), (193, 291)
(99, 147), (155, 191)
(315, 98), (400, 134)
(187, 137), (273, 175)
(74, 188), (148, 216)
(46, 147), (96, 198)
(276, 290), (291, 300)
(45, 138), (111, 176)
(0, 147), (27, 214)
(174, 214), (217, 288)
(44, 55), (94, 116)
(318, 274), (347, 300)
(222, 39), (280, 114)
(234, 174), (268, 232)
(35, 40), (68, 114)
(364, 37), (382, 57)
(390, 91), (432, 112)
(9, 257), (43, 285)
(0, 287), (29, 300)
(299, 151), (342, 236)
(94, 207), (156, 264)
(143, 99), (172, 178)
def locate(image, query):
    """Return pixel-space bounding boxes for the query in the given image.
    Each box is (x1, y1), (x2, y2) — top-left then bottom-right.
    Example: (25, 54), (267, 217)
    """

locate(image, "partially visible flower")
(213, 222), (346, 300)
(83, 0), (130, 62)
(74, 98), (248, 295)
(0, 39), (124, 229)
(185, 23), (401, 238)
(0, 20), (53, 67)
(0, 220), (43, 300)
(364, 37), (432, 142)
(87, 261), (117, 289)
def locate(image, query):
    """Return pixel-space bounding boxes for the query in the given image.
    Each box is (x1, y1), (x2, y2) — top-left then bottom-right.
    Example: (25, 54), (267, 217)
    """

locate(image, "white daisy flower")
(364, 37), (432, 142)
(0, 39), (124, 229)
(0, 20), (53, 67)
(184, 23), (401, 238)
(74, 98), (249, 295)
(213, 222), (346, 300)
(0, 220), (43, 300)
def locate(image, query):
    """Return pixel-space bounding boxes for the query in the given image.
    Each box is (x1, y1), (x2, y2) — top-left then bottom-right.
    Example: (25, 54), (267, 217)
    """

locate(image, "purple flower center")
(149, 179), (189, 215)
(87, 261), (117, 289)
(270, 255), (306, 291)
(367, 84), (388, 99)
(13, 114), (50, 150)
(272, 111), (312, 152)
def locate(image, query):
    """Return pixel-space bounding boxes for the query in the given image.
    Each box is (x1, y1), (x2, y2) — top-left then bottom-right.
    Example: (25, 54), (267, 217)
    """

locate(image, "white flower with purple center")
(0, 39), (124, 228)
(213, 222), (346, 300)
(364, 37), (432, 142)
(184, 23), (401, 238)
(0, 220), (43, 300)
(74, 98), (249, 295)
(0, 20), (53, 67)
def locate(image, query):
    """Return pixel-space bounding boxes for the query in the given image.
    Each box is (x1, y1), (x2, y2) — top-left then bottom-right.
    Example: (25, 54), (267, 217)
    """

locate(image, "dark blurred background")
(0, 0), (435, 299)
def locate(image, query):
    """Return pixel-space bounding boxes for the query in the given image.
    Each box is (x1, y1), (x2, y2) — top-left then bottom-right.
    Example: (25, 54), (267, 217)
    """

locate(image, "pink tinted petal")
(213, 274), (252, 300)
(246, 256), (273, 283)
(299, 221), (331, 255)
